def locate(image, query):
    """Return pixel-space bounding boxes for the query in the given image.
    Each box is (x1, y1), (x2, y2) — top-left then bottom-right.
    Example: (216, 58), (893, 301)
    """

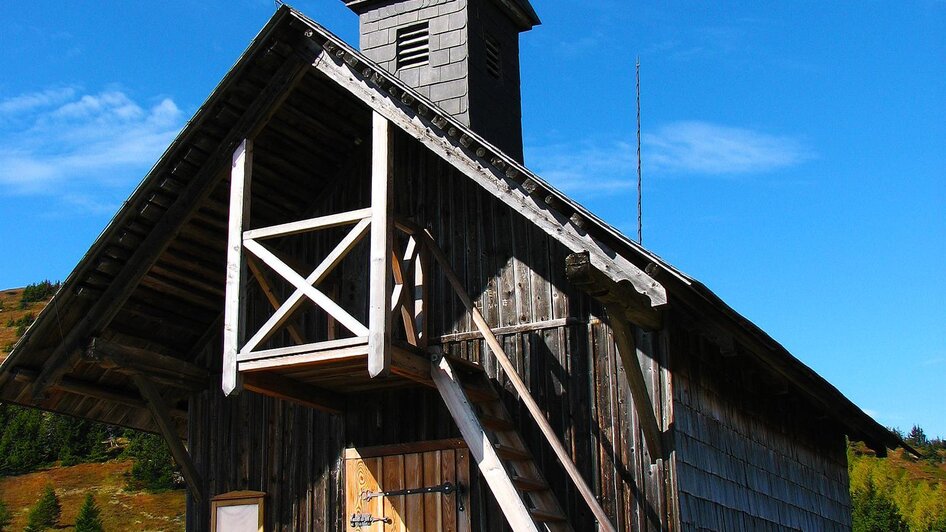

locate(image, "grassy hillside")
(0, 460), (184, 531)
(0, 284), (185, 531)
(0, 286), (47, 361)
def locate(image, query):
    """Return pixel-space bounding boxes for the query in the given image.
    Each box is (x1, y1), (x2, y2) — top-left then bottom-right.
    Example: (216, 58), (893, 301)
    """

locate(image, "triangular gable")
(0, 6), (904, 455)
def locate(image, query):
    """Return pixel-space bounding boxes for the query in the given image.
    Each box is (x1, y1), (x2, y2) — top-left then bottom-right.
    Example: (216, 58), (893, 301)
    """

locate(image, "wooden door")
(344, 438), (472, 532)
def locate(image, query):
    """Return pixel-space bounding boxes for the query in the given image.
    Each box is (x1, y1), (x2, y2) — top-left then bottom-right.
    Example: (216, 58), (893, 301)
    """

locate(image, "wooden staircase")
(431, 353), (572, 532)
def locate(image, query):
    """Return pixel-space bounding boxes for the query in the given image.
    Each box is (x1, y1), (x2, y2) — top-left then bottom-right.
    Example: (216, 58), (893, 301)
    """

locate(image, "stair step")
(447, 355), (486, 375)
(512, 475), (548, 492)
(494, 443), (530, 461)
(480, 413), (515, 431)
(530, 508), (567, 522)
(464, 383), (498, 403)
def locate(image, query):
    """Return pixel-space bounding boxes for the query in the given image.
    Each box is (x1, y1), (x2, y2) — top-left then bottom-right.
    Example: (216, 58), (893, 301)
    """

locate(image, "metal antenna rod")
(636, 57), (643, 245)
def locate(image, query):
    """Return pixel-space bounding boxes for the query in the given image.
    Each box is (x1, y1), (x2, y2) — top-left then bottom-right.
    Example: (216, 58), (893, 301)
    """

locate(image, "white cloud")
(644, 121), (811, 175)
(0, 88), (76, 118)
(0, 88), (183, 207)
(526, 140), (636, 199)
(525, 120), (811, 198)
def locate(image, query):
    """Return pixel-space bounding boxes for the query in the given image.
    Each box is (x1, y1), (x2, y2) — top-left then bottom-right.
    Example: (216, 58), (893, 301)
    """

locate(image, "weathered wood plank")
(243, 207), (372, 240)
(368, 111), (394, 377)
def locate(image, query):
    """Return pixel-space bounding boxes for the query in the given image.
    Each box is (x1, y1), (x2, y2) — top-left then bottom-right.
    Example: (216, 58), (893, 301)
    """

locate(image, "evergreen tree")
(24, 484), (61, 531)
(124, 431), (179, 491)
(852, 481), (908, 532)
(74, 493), (104, 532)
(908, 425), (930, 449)
(0, 405), (44, 474)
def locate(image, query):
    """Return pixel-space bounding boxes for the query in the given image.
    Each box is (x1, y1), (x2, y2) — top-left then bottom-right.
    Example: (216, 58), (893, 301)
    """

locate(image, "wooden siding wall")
(394, 131), (673, 531)
(186, 130), (674, 531)
(670, 322), (852, 531)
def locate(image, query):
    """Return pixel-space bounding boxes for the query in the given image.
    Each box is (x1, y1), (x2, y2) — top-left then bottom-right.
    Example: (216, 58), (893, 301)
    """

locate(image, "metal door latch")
(362, 482), (465, 512)
(350, 513), (391, 528)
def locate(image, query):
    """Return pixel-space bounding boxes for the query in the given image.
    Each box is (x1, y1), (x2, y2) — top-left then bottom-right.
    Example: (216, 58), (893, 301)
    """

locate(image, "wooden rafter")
(86, 337), (209, 391)
(31, 52), (310, 400)
(11, 366), (187, 420)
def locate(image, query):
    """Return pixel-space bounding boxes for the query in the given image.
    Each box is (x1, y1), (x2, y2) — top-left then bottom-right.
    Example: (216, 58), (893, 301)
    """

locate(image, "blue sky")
(0, 1), (943, 437)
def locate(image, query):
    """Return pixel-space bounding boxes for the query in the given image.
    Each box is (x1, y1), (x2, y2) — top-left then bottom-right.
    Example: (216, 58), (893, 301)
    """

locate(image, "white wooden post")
(368, 112), (393, 377)
(223, 139), (252, 396)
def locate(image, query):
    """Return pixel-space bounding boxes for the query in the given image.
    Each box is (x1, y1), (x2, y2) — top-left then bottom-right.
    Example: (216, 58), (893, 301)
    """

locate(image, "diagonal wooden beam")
(246, 255), (306, 345)
(242, 238), (369, 337)
(29, 50), (311, 400)
(605, 307), (665, 462)
(241, 217), (371, 353)
(430, 353), (539, 532)
(132, 374), (205, 503)
(390, 237), (419, 344)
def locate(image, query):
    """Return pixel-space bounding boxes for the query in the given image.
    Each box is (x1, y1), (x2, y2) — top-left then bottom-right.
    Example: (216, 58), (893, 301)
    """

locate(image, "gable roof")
(0, 6), (907, 455)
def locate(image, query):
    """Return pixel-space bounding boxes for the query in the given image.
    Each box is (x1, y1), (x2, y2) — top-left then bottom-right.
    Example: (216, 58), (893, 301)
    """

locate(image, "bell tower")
(343, 0), (540, 162)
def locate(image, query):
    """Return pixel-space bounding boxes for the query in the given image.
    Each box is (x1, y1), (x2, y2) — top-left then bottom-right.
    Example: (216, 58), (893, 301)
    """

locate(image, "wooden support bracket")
(565, 251), (662, 330)
(132, 375), (205, 503)
(605, 307), (666, 462)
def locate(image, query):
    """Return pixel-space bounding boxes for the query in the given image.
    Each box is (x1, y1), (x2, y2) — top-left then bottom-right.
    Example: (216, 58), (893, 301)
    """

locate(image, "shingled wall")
(359, 0), (471, 116)
(671, 326), (852, 531)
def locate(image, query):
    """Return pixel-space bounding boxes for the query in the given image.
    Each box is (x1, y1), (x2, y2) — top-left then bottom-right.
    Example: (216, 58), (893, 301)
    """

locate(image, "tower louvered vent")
(396, 22), (430, 70)
(484, 34), (502, 79)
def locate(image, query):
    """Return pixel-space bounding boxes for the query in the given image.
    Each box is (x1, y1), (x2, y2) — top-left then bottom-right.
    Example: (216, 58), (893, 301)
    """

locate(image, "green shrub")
(24, 484), (61, 531)
(0, 499), (11, 531)
(74, 493), (104, 532)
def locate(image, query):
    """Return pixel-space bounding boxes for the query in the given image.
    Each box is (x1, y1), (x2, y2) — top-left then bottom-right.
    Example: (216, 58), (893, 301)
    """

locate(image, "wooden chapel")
(0, 2), (909, 530)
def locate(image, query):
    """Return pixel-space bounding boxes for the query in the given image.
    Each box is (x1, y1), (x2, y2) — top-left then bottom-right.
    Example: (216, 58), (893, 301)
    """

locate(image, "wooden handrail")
(418, 228), (617, 532)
